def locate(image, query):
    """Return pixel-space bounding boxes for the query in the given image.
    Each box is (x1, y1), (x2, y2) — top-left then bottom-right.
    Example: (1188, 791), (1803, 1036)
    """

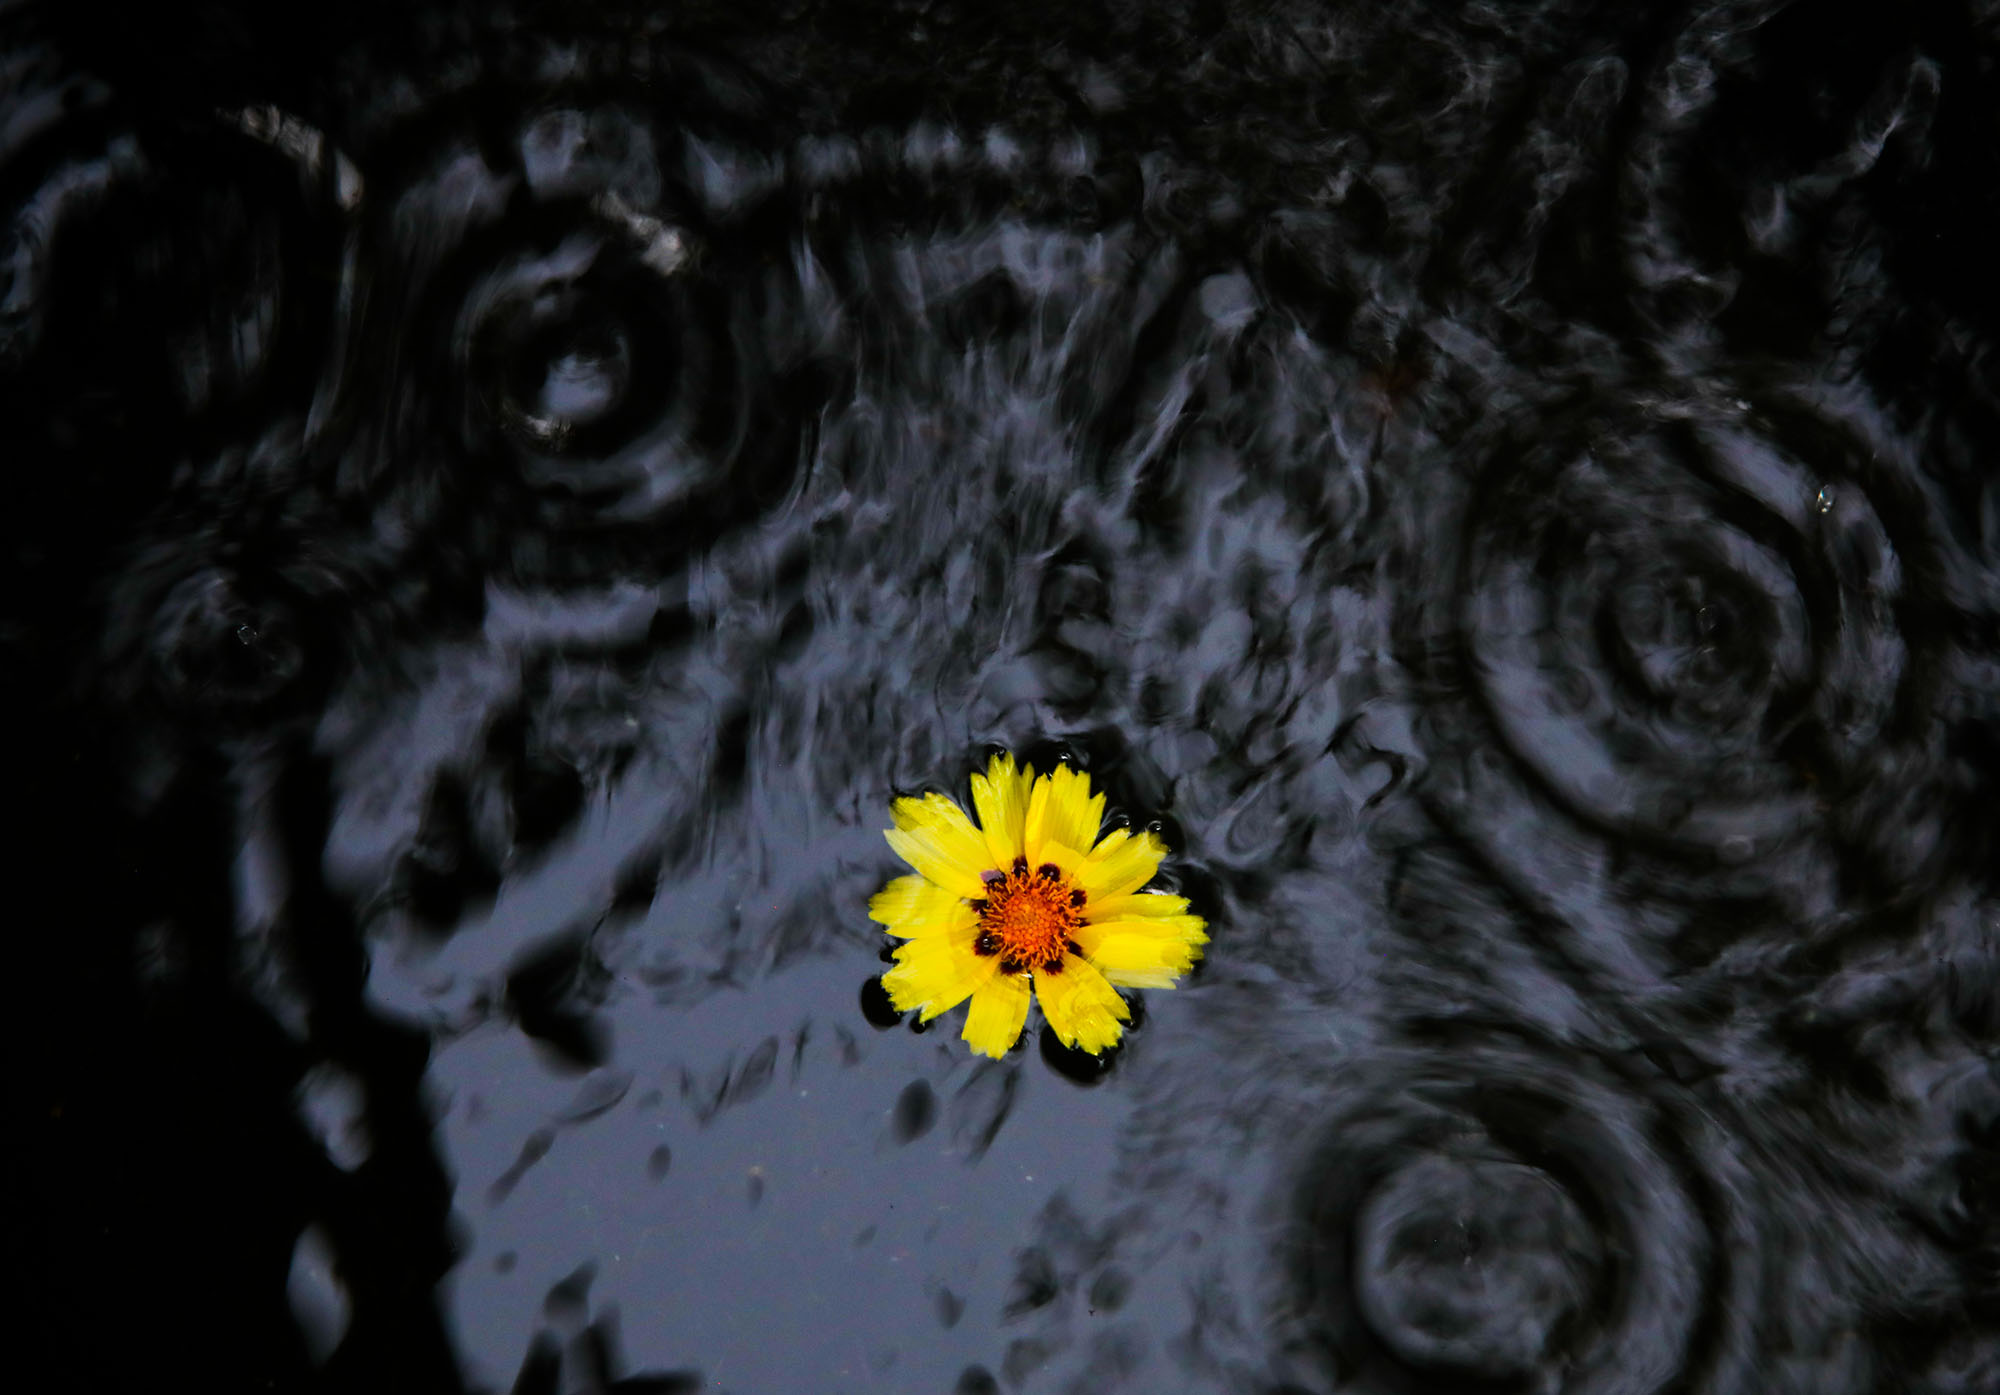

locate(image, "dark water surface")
(9, 2), (2000, 1391)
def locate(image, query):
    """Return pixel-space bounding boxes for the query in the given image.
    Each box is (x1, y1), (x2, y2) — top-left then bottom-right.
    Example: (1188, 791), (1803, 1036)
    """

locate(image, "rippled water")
(11, 3), (2000, 1392)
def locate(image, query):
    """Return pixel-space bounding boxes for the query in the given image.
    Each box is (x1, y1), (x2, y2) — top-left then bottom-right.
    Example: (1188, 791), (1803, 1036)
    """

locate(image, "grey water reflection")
(9, 2), (2000, 1393)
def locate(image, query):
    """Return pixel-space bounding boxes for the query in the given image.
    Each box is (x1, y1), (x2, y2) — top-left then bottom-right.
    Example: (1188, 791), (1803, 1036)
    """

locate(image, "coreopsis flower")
(869, 753), (1208, 1058)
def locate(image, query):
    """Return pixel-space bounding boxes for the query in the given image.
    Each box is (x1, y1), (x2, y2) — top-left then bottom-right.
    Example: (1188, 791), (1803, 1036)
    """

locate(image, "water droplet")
(1814, 486), (1836, 514)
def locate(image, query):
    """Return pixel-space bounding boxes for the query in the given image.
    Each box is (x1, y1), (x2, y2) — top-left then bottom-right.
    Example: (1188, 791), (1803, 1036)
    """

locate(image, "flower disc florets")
(973, 857), (1087, 974)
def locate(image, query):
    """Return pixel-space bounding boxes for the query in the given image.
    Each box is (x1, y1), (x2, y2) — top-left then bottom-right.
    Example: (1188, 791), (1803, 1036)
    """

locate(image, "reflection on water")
(9, 2), (1999, 1391)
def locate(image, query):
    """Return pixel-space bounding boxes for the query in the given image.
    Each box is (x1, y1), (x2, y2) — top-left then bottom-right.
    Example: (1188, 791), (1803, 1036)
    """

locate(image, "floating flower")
(869, 753), (1208, 1058)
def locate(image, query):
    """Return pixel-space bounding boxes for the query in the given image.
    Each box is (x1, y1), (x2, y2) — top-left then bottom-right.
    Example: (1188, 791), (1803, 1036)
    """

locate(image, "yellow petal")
(1033, 953), (1130, 1053)
(1074, 914), (1208, 989)
(1037, 839), (1086, 882)
(1021, 777), (1052, 867)
(868, 874), (976, 939)
(1023, 765), (1103, 868)
(1082, 890), (1191, 923)
(883, 932), (1000, 1021)
(884, 791), (992, 898)
(968, 752), (1034, 872)
(961, 972), (1031, 1058)
(1074, 912), (1209, 953)
(1074, 827), (1168, 900)
(893, 791), (991, 863)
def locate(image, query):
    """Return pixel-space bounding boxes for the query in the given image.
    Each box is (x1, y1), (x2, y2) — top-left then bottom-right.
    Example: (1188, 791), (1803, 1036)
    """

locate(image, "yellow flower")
(869, 753), (1209, 1059)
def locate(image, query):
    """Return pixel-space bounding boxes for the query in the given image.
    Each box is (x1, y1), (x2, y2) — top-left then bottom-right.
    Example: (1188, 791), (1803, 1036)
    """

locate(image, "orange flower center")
(971, 857), (1085, 975)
